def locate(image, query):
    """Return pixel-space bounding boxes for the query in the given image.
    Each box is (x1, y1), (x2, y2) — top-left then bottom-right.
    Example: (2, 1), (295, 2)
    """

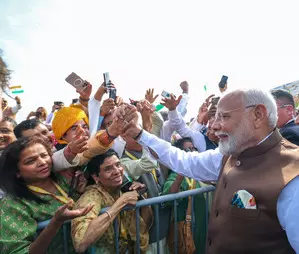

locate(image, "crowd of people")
(0, 51), (299, 254)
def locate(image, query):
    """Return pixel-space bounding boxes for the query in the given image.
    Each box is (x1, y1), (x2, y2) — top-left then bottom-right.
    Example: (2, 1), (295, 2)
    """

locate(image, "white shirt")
(168, 109), (207, 152)
(159, 94), (190, 142)
(138, 130), (299, 252)
(88, 96), (102, 136)
(189, 117), (206, 132)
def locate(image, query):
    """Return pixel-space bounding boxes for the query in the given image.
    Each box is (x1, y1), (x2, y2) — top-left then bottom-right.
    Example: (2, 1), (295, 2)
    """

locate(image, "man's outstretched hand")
(113, 104), (142, 139)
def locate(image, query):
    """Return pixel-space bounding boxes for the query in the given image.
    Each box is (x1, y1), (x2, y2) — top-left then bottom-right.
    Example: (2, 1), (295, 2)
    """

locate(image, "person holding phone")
(46, 101), (64, 125)
(71, 149), (153, 253)
(27, 107), (48, 123)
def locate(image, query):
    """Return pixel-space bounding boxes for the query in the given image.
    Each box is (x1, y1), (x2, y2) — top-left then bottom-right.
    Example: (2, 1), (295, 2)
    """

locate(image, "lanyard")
(185, 177), (195, 190)
(27, 181), (73, 204)
(124, 150), (158, 183)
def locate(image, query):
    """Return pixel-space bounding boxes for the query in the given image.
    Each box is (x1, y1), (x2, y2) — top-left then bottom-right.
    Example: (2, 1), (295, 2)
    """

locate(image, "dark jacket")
(280, 119), (299, 146)
(206, 130), (298, 254)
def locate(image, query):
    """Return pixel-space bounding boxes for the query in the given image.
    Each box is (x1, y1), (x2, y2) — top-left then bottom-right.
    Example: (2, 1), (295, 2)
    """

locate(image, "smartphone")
(121, 181), (147, 200)
(103, 72), (112, 87)
(219, 75), (228, 88)
(211, 97), (220, 105)
(161, 90), (172, 99)
(54, 101), (64, 106)
(72, 98), (79, 104)
(65, 72), (88, 92)
(109, 88), (117, 101)
(121, 181), (132, 193)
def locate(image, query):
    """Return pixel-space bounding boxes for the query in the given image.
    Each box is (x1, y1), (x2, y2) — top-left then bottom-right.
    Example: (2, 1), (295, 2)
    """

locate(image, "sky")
(0, 0), (299, 123)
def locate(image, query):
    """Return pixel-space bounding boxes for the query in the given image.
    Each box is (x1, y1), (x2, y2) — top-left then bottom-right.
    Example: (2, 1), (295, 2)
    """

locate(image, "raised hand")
(15, 96), (21, 104)
(52, 104), (62, 112)
(94, 83), (108, 102)
(53, 201), (94, 224)
(115, 96), (124, 107)
(117, 191), (139, 206)
(67, 125), (89, 154)
(204, 94), (215, 107)
(145, 88), (159, 104)
(161, 94), (182, 111)
(100, 98), (116, 116)
(137, 100), (154, 132)
(197, 94), (215, 125)
(129, 182), (146, 191)
(77, 81), (92, 100)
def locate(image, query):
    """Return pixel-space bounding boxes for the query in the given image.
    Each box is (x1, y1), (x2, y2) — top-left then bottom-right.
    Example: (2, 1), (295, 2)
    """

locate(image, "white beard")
(218, 119), (254, 156)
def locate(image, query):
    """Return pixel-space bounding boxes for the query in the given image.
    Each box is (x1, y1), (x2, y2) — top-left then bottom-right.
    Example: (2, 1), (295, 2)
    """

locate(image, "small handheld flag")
(9, 86), (24, 94)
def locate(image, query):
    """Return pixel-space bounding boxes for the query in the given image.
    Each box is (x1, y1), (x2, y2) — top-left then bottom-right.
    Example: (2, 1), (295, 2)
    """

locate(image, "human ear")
(253, 104), (267, 128)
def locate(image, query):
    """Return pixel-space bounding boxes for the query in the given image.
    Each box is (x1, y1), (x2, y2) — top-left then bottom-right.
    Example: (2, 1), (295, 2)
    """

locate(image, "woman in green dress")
(0, 136), (93, 254)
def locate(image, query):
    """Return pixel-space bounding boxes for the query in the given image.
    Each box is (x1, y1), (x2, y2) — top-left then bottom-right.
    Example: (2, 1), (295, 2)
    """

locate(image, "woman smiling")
(0, 136), (93, 254)
(71, 149), (153, 253)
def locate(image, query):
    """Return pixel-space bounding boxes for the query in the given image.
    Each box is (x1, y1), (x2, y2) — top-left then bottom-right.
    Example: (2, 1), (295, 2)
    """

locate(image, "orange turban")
(52, 105), (89, 144)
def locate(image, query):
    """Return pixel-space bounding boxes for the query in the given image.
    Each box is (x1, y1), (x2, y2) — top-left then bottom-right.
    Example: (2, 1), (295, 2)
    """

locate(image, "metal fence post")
(62, 224), (69, 254)
(154, 205), (160, 254)
(173, 200), (178, 254)
(36, 186), (216, 253)
(113, 216), (120, 254)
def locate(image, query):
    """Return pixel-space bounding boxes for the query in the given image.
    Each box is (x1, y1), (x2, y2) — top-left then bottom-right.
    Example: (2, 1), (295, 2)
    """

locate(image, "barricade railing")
(37, 185), (215, 254)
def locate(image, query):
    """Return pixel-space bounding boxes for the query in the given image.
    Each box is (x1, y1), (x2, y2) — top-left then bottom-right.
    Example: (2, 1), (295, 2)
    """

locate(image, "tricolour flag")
(9, 85), (24, 94)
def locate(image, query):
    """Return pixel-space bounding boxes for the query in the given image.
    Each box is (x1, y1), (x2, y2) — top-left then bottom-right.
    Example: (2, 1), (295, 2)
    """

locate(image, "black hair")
(14, 119), (41, 138)
(0, 136), (54, 203)
(86, 149), (119, 176)
(271, 89), (295, 108)
(1, 116), (17, 128)
(172, 137), (193, 150)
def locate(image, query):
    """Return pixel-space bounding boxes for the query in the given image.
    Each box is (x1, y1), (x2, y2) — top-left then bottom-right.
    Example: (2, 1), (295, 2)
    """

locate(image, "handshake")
(107, 103), (144, 140)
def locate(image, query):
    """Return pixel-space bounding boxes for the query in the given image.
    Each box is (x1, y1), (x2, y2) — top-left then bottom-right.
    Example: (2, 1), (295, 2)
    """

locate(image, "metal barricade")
(37, 185), (215, 254)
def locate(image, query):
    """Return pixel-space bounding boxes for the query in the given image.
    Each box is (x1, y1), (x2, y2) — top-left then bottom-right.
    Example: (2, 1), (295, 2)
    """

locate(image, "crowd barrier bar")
(37, 185), (215, 254)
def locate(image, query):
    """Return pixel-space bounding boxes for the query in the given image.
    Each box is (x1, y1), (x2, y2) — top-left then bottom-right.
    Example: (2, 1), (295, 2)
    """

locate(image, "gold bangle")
(104, 210), (112, 224)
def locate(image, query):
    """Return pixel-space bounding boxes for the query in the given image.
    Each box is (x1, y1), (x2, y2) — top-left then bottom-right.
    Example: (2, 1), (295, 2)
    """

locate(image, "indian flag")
(9, 85), (24, 94)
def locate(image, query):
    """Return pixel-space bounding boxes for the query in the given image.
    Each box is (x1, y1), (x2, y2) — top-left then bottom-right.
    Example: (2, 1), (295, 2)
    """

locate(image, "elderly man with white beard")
(118, 88), (299, 254)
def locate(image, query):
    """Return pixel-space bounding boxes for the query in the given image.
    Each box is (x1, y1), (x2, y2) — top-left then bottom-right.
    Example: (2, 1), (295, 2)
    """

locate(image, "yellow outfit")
(71, 184), (149, 253)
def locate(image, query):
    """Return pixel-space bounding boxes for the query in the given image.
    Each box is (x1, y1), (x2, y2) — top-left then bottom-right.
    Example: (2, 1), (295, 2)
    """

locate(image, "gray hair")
(241, 88), (278, 129)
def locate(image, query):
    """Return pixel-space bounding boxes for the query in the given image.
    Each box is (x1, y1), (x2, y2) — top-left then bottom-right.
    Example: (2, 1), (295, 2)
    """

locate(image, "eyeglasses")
(214, 104), (256, 123)
(278, 104), (293, 109)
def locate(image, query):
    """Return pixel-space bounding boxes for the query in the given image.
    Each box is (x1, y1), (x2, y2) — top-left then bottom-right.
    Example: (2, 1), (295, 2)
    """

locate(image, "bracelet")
(106, 128), (117, 140)
(133, 128), (143, 140)
(79, 96), (90, 102)
(104, 210), (112, 224)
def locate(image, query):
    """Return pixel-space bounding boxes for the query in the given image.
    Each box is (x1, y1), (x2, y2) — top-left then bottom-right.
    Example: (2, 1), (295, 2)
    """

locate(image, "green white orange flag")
(9, 85), (24, 94)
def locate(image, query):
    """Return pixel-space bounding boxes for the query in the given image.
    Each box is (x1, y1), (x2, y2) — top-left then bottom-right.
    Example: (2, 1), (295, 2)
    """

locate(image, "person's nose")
(36, 156), (47, 167)
(211, 116), (221, 132)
